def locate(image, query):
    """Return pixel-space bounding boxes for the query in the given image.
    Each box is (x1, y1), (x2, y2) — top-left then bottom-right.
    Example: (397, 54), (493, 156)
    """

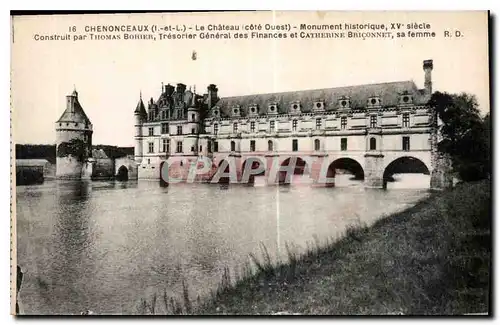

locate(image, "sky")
(11, 11), (489, 147)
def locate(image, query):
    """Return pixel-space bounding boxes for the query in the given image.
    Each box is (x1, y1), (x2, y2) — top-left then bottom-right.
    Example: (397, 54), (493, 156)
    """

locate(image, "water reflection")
(16, 179), (429, 315)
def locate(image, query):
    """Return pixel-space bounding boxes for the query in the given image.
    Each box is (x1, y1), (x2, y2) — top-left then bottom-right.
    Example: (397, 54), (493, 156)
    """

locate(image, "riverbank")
(191, 180), (490, 315)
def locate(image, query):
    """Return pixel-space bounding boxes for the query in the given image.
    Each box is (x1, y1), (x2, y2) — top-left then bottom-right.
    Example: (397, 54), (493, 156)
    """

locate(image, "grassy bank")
(188, 181), (490, 315)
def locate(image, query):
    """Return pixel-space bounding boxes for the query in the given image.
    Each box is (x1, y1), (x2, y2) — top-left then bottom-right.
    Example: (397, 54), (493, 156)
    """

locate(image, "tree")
(56, 138), (88, 162)
(429, 92), (490, 181)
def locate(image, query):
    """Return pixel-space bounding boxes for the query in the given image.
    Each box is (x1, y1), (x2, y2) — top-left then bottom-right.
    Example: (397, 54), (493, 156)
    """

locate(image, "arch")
(326, 158), (365, 181)
(279, 157), (307, 184)
(383, 156), (430, 189)
(314, 139), (320, 151)
(116, 165), (129, 181)
(369, 137), (377, 150)
(241, 157), (266, 185)
(268, 140), (274, 152)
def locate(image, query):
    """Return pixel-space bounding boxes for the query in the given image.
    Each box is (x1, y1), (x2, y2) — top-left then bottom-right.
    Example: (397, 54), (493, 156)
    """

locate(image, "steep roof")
(134, 97), (147, 115)
(214, 80), (428, 116)
(56, 96), (92, 124)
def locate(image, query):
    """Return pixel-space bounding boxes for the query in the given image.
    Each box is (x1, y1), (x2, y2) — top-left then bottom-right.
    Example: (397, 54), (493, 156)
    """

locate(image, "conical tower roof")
(56, 91), (92, 124)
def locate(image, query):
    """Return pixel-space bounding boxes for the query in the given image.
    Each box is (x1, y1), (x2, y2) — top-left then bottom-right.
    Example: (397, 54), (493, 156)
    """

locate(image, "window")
(208, 142), (212, 153)
(213, 123), (219, 135)
(200, 145), (202, 152)
(268, 140), (274, 151)
(161, 111), (167, 120)
(250, 140), (256, 152)
(233, 122), (238, 133)
(369, 137), (376, 150)
(402, 113), (410, 128)
(402, 136), (410, 151)
(316, 118), (322, 130)
(191, 113), (195, 121)
(270, 120), (275, 132)
(148, 127), (154, 136)
(177, 125), (182, 135)
(147, 159), (150, 164)
(214, 141), (219, 152)
(231, 141), (236, 152)
(341, 117), (347, 130)
(161, 138), (170, 153)
(191, 128), (195, 134)
(370, 115), (377, 128)
(176, 141), (183, 153)
(161, 123), (169, 134)
(314, 139), (320, 151)
(250, 121), (255, 133)
(292, 120), (298, 132)
(191, 146), (195, 152)
(292, 139), (298, 152)
(148, 142), (154, 153)
(341, 138), (347, 151)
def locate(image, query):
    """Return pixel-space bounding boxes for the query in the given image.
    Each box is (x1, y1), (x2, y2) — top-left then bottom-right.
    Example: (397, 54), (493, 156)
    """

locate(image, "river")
(15, 175), (430, 315)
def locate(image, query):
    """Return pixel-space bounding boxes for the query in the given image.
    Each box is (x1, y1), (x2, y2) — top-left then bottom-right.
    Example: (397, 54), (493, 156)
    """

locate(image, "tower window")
(191, 146), (195, 152)
(316, 118), (322, 130)
(292, 120), (298, 132)
(214, 141), (219, 152)
(292, 139), (298, 152)
(191, 128), (195, 134)
(268, 140), (274, 151)
(233, 123), (238, 133)
(149, 127), (154, 136)
(250, 121), (256, 133)
(161, 123), (169, 134)
(148, 142), (154, 153)
(250, 140), (256, 152)
(341, 138), (347, 151)
(231, 141), (236, 152)
(370, 115), (377, 128)
(176, 141), (183, 153)
(191, 113), (195, 121)
(402, 113), (410, 128)
(270, 120), (275, 132)
(213, 123), (219, 135)
(369, 137), (376, 150)
(341, 117), (347, 130)
(402, 136), (410, 151)
(177, 125), (182, 135)
(314, 139), (320, 151)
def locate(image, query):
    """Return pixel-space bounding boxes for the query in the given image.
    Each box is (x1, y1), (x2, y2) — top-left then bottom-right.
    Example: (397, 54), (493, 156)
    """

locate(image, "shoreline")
(178, 180), (490, 315)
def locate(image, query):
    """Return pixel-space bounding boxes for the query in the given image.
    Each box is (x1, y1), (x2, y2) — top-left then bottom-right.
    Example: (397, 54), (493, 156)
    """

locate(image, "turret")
(55, 88), (93, 179)
(134, 92), (147, 162)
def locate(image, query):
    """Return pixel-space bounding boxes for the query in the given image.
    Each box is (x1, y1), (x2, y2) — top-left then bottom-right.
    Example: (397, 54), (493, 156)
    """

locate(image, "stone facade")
(135, 59), (450, 188)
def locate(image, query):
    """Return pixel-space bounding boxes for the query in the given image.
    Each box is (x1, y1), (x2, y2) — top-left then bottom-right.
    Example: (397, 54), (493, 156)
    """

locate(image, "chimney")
(165, 83), (175, 96)
(176, 83), (186, 94)
(207, 84), (218, 109)
(423, 59), (433, 95)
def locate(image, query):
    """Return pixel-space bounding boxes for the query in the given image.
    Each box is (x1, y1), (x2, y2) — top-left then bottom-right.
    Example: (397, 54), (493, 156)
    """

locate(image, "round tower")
(55, 89), (93, 179)
(186, 86), (200, 155)
(134, 92), (147, 163)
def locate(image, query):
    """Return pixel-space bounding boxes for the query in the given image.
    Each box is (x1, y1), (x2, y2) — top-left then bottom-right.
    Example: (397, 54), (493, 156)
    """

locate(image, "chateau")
(53, 59), (450, 188)
(133, 59), (450, 188)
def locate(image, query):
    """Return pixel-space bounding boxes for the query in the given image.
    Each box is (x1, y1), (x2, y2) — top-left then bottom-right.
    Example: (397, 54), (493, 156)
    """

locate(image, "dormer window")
(399, 93), (413, 106)
(338, 96), (351, 109)
(367, 96), (381, 108)
(232, 105), (241, 117)
(248, 104), (259, 116)
(290, 102), (301, 114)
(314, 101), (325, 111)
(268, 103), (278, 115)
(212, 108), (220, 118)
